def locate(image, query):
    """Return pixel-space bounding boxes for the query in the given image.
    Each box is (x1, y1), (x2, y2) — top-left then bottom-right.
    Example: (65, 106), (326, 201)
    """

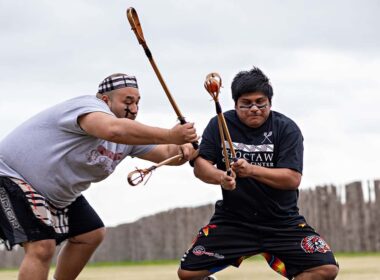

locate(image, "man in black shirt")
(178, 67), (339, 280)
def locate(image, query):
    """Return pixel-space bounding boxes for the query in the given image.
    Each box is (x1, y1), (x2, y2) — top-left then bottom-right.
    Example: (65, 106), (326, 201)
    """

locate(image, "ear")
(100, 95), (111, 106)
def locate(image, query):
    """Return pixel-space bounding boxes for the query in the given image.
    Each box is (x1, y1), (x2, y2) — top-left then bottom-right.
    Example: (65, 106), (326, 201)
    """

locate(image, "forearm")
(138, 144), (189, 166)
(108, 120), (172, 145)
(249, 165), (301, 190)
(194, 158), (224, 185)
(79, 112), (198, 146)
(79, 112), (173, 145)
(165, 144), (186, 166)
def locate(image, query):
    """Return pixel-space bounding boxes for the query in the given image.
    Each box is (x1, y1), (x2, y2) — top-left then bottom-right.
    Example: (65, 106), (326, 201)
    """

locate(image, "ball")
(206, 78), (220, 93)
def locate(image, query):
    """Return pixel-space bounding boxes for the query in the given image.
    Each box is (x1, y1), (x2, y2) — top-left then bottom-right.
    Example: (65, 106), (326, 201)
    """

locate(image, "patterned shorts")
(180, 203), (338, 279)
(0, 177), (104, 250)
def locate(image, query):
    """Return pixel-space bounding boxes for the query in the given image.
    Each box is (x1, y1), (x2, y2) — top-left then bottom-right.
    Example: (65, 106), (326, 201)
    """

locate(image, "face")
(235, 92), (271, 128)
(102, 87), (140, 120)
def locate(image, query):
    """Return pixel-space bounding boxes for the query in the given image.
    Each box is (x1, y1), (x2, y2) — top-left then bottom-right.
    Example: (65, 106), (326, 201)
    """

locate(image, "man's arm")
(232, 159), (301, 190)
(78, 112), (197, 145)
(137, 143), (197, 166)
(194, 156), (236, 190)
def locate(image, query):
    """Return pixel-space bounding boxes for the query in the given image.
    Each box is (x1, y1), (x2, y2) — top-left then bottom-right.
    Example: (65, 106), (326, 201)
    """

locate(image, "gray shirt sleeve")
(57, 96), (115, 135)
(128, 144), (157, 157)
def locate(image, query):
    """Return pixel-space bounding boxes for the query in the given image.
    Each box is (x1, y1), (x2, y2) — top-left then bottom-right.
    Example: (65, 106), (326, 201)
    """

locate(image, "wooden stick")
(126, 7), (198, 150)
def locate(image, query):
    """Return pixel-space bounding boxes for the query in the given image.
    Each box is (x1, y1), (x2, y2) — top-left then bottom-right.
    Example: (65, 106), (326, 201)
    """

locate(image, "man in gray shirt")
(0, 73), (198, 280)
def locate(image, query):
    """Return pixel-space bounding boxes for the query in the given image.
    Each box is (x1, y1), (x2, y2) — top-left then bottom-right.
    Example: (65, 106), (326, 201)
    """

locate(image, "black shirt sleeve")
(276, 126), (304, 174)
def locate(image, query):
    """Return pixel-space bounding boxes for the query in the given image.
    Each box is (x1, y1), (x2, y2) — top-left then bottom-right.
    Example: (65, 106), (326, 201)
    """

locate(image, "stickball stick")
(126, 7), (198, 149)
(204, 73), (237, 173)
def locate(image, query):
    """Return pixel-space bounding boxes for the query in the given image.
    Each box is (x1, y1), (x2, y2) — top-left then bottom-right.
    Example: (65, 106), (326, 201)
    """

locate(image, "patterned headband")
(98, 74), (138, 94)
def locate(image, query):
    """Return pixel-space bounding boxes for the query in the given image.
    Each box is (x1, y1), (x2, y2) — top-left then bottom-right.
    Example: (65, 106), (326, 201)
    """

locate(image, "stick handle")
(127, 7), (184, 119)
(217, 114), (231, 171)
(127, 7), (198, 150)
(218, 112), (236, 159)
(152, 154), (183, 169)
(215, 101), (236, 159)
(148, 59), (186, 120)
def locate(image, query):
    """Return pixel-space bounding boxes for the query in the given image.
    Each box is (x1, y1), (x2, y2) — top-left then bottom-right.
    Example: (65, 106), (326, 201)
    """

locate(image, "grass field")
(0, 253), (379, 279)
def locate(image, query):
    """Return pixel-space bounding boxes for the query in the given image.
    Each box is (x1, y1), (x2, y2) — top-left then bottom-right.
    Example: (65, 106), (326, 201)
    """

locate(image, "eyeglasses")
(239, 103), (269, 111)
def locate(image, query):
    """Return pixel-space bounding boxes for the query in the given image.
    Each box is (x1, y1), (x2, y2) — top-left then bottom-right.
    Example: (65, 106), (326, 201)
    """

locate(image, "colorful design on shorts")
(301, 235), (331, 253)
(10, 178), (69, 234)
(262, 252), (287, 277)
(202, 224), (217, 236)
(192, 245), (225, 259)
(186, 224), (218, 253)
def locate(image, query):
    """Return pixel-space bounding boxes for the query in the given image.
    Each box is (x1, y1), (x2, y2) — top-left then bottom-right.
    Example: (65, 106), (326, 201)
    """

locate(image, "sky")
(1, 0), (379, 226)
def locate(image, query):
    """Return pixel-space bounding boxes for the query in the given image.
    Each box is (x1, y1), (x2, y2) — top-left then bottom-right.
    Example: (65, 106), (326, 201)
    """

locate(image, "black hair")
(231, 66), (273, 104)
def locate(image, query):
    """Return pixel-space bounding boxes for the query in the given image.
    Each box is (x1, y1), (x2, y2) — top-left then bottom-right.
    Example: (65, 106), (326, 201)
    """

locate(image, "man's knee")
(24, 239), (56, 263)
(177, 267), (209, 280)
(177, 268), (192, 280)
(321, 264), (339, 279)
(298, 264), (339, 280)
(68, 227), (106, 246)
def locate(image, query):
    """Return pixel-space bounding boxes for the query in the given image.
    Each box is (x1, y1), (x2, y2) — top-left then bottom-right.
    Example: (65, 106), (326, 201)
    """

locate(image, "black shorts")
(180, 202), (338, 279)
(0, 177), (104, 250)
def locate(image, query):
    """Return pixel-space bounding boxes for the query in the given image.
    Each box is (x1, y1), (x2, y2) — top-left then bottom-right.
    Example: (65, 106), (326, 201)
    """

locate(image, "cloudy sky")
(1, 0), (379, 226)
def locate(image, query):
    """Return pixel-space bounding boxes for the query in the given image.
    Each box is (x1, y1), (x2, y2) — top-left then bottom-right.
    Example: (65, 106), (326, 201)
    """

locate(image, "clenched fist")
(168, 122), (198, 145)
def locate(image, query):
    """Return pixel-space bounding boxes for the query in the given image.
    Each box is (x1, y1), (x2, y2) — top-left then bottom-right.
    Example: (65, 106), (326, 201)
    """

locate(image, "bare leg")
(54, 227), (105, 280)
(295, 264), (339, 280)
(177, 268), (213, 280)
(18, 239), (56, 280)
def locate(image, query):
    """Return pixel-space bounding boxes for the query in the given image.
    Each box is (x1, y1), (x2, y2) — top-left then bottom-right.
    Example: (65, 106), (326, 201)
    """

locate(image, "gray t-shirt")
(0, 95), (155, 208)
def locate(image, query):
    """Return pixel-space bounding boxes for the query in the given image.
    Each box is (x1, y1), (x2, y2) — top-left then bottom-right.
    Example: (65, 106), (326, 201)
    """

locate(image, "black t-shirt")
(199, 110), (304, 224)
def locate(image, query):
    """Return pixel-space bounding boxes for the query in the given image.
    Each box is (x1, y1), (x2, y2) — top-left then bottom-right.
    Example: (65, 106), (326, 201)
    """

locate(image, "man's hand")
(179, 143), (199, 161)
(232, 159), (253, 178)
(220, 171), (236, 191)
(178, 143), (198, 161)
(169, 123), (198, 145)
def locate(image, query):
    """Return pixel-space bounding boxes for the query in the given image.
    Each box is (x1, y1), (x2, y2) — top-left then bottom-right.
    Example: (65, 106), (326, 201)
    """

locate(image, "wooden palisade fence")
(0, 180), (379, 268)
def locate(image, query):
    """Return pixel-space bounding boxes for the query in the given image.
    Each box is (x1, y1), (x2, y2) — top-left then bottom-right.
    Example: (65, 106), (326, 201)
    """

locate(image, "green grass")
(1, 252), (380, 270)
(78, 252), (380, 267)
(87, 259), (180, 267)
(1, 253), (380, 280)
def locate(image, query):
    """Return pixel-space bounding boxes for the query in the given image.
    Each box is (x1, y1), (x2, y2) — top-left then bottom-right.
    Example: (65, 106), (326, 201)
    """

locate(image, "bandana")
(98, 74), (138, 94)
